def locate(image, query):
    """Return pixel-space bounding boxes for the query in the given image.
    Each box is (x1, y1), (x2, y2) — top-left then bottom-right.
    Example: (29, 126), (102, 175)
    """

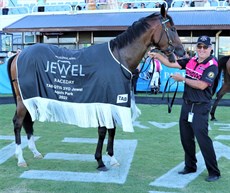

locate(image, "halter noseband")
(154, 17), (175, 56)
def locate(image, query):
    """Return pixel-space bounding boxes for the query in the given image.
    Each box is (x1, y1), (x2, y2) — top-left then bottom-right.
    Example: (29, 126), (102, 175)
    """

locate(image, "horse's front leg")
(23, 112), (43, 159)
(95, 126), (108, 171)
(107, 128), (120, 167)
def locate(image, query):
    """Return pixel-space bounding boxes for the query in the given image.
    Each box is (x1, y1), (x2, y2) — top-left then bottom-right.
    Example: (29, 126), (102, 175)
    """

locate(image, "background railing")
(0, 0), (229, 15)
(31, 3), (73, 13)
(119, 0), (168, 9)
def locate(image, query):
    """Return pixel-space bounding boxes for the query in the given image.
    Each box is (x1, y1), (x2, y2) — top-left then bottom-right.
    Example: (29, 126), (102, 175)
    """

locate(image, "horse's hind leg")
(23, 112), (42, 159)
(210, 84), (230, 121)
(13, 99), (28, 167)
(95, 126), (108, 171)
(107, 128), (120, 167)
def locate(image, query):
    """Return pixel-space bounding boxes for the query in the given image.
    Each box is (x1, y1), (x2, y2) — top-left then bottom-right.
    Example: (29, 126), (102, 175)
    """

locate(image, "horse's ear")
(160, 4), (167, 18)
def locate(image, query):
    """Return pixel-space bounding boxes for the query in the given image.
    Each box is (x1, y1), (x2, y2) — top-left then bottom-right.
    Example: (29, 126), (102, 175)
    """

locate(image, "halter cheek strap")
(154, 17), (175, 55)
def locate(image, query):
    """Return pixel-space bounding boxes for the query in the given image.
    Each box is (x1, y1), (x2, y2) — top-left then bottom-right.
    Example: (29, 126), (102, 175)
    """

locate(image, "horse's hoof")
(18, 162), (27, 167)
(210, 118), (217, 121)
(111, 162), (120, 167)
(34, 154), (43, 159)
(110, 159), (120, 167)
(110, 156), (120, 167)
(97, 166), (108, 172)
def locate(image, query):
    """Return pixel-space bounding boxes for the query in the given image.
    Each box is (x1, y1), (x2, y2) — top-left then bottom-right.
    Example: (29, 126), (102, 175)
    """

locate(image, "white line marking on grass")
(21, 170), (122, 183)
(0, 136), (39, 164)
(44, 153), (94, 161)
(133, 121), (149, 129)
(215, 135), (230, 140)
(62, 138), (99, 144)
(214, 123), (230, 126)
(0, 136), (17, 140)
(148, 121), (178, 129)
(150, 141), (230, 188)
(214, 123), (230, 130)
(20, 139), (137, 184)
(218, 129), (230, 131)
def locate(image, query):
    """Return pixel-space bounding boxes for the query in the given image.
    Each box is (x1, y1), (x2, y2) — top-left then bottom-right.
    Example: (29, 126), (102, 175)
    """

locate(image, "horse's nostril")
(175, 48), (185, 58)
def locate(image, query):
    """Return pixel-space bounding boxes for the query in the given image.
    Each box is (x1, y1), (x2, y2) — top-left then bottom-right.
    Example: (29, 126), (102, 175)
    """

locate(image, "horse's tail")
(212, 56), (229, 95)
(7, 54), (18, 104)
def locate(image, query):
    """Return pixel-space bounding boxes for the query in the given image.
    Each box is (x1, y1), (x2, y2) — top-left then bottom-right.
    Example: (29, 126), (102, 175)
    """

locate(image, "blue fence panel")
(160, 65), (185, 92)
(0, 59), (12, 94)
(137, 62), (185, 92)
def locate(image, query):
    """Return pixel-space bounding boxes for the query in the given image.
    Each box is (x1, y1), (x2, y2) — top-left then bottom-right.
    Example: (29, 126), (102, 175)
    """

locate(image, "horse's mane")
(110, 13), (174, 50)
(212, 55), (230, 95)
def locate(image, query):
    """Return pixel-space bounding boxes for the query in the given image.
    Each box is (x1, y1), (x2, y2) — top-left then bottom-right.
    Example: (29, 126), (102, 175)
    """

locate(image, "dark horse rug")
(16, 43), (140, 132)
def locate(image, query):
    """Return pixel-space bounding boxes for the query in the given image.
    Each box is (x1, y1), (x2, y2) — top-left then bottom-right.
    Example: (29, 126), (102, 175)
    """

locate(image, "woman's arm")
(171, 73), (209, 90)
(148, 51), (182, 69)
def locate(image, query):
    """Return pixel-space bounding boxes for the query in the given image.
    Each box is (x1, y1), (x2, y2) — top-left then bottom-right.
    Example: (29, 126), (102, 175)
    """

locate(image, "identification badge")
(188, 112), (194, 123)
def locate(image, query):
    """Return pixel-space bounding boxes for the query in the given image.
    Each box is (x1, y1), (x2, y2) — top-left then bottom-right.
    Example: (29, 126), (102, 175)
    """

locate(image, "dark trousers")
(179, 102), (220, 176)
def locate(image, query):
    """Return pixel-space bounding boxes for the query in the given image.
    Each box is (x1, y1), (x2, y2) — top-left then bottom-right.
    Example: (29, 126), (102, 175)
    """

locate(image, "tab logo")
(117, 94), (128, 103)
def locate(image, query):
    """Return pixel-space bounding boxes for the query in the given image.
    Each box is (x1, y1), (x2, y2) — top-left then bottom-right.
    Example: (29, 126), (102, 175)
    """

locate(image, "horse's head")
(150, 5), (185, 62)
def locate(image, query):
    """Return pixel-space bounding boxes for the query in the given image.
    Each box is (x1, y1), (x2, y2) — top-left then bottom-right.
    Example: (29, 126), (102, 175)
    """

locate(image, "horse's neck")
(116, 42), (148, 72)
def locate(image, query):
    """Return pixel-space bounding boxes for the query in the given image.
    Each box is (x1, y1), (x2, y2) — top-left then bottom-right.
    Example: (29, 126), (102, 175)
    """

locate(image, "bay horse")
(7, 6), (184, 171)
(210, 55), (230, 121)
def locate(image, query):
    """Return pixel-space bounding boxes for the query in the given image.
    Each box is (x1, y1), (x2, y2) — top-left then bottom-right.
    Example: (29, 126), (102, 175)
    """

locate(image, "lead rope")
(161, 76), (178, 113)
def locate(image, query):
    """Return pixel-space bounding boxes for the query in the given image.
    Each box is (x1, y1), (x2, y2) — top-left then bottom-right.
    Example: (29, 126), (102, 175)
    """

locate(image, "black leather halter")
(154, 17), (175, 56)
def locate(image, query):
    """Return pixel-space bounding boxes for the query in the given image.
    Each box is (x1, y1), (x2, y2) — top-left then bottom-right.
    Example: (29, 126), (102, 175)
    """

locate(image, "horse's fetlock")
(95, 153), (102, 161)
(107, 151), (113, 157)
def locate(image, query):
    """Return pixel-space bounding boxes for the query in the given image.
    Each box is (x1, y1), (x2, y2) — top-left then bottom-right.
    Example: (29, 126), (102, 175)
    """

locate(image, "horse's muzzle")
(168, 53), (176, 63)
(175, 46), (185, 58)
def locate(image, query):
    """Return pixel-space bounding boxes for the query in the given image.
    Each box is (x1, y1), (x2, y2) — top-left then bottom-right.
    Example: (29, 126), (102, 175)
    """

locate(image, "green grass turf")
(0, 104), (229, 193)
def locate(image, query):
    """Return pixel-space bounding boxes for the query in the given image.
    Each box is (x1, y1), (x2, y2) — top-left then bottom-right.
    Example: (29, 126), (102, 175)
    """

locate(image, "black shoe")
(178, 168), (196, 175)
(205, 175), (221, 182)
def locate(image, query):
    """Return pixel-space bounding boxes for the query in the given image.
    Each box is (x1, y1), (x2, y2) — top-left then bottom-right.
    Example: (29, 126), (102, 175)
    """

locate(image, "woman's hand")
(148, 51), (161, 59)
(171, 73), (185, 82)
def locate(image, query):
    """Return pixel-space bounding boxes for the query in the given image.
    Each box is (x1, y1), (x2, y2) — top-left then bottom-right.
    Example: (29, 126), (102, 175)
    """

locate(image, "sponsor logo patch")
(117, 94), (128, 103)
(208, 72), (215, 79)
